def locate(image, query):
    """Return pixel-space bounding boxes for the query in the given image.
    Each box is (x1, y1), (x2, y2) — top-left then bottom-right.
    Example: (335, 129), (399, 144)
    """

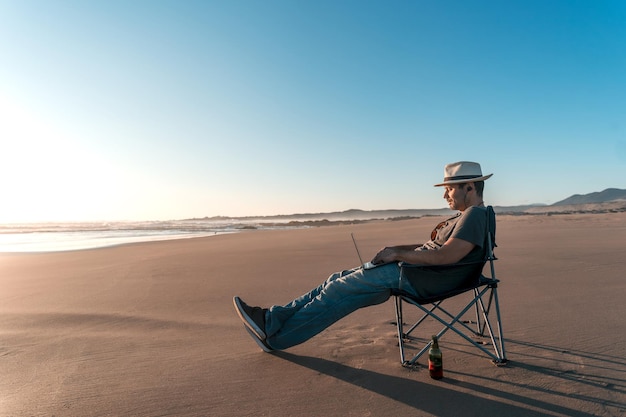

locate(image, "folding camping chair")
(391, 205), (507, 367)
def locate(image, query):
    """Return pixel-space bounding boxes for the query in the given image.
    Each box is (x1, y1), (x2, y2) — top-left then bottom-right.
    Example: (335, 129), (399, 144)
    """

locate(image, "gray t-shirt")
(419, 206), (487, 263)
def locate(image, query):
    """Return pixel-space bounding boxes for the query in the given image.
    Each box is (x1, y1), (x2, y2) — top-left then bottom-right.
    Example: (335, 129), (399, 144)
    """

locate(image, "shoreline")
(4, 209), (626, 254)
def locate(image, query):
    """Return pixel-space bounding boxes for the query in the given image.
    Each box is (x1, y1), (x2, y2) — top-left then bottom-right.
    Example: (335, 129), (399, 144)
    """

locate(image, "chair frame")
(392, 206), (508, 367)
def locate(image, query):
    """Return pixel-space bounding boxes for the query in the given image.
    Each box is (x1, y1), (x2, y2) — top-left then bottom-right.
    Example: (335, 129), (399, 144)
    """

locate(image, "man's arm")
(371, 238), (475, 266)
(387, 244), (422, 251)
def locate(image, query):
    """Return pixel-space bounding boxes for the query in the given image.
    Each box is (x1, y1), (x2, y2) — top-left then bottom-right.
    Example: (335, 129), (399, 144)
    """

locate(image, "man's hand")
(371, 246), (401, 265)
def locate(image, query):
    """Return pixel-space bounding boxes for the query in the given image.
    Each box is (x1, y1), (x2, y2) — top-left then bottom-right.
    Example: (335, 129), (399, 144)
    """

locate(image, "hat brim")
(433, 173), (493, 187)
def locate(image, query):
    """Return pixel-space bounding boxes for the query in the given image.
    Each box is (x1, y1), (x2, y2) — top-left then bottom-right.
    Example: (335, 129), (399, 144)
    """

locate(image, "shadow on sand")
(274, 350), (604, 417)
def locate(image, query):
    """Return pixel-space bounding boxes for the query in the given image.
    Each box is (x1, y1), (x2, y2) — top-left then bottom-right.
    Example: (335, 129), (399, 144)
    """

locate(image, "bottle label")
(428, 357), (443, 379)
(429, 358), (442, 369)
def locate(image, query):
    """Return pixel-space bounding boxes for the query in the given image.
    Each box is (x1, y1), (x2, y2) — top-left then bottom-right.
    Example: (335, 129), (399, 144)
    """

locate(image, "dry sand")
(1, 213), (625, 416)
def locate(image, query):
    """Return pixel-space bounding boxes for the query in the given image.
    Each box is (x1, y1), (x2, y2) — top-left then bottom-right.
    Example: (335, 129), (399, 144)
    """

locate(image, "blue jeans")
(264, 263), (418, 350)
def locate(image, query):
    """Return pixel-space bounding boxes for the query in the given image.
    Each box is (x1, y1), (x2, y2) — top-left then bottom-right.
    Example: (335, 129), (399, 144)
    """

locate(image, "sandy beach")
(1, 212), (625, 417)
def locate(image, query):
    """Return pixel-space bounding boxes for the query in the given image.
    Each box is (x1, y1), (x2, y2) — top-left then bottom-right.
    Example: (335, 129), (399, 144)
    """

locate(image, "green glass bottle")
(428, 335), (443, 379)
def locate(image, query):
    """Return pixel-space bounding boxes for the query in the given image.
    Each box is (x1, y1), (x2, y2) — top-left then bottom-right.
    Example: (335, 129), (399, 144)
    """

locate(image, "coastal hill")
(552, 188), (626, 205)
(518, 188), (626, 215)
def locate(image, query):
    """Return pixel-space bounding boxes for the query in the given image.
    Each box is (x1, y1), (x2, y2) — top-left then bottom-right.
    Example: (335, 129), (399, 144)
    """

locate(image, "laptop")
(351, 233), (379, 270)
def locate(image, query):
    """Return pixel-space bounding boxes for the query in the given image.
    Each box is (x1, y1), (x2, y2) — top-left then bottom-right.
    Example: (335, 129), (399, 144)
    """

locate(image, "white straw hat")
(434, 161), (493, 187)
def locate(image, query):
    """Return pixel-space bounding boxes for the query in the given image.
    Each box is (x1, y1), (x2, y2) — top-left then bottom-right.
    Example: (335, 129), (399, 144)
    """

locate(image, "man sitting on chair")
(233, 161), (493, 352)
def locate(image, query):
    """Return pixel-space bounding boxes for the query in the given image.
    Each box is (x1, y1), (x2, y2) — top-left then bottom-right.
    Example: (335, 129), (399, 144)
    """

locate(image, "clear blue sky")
(1, 0), (625, 222)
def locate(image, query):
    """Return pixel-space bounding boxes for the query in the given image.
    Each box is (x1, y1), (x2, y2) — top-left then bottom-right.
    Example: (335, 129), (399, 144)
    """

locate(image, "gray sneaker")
(233, 296), (271, 349)
(243, 325), (274, 353)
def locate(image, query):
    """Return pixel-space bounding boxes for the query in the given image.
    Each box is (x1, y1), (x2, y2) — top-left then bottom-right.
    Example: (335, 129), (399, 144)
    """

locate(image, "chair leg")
(405, 302), (441, 337)
(394, 296), (406, 364)
(491, 286), (508, 363)
(471, 286), (508, 364)
(398, 286), (508, 366)
(472, 287), (483, 335)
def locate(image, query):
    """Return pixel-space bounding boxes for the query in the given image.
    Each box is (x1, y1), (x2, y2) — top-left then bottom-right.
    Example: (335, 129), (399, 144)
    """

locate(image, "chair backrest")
(485, 205), (497, 257)
(484, 205), (498, 279)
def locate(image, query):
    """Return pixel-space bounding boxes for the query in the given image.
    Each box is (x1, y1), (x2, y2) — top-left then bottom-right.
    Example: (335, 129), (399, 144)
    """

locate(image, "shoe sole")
(233, 296), (267, 340)
(243, 326), (274, 353)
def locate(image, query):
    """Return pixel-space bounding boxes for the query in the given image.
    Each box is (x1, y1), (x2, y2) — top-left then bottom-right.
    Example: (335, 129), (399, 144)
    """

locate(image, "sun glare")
(0, 95), (121, 223)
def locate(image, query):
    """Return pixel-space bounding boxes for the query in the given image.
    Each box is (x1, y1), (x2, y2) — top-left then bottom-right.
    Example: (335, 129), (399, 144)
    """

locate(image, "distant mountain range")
(551, 188), (626, 206)
(513, 188), (626, 215)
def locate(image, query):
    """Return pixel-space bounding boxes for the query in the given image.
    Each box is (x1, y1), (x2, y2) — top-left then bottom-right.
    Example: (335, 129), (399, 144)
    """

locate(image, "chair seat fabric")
(397, 261), (485, 304)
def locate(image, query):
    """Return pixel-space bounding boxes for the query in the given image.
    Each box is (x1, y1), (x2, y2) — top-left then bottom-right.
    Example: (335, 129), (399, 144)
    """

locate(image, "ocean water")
(0, 219), (292, 253)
